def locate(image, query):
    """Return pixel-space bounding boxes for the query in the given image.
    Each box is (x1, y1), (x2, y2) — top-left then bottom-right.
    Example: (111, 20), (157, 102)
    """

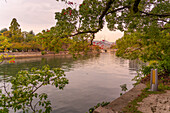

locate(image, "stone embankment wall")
(93, 83), (147, 113)
(0, 51), (70, 59)
(0, 51), (99, 59)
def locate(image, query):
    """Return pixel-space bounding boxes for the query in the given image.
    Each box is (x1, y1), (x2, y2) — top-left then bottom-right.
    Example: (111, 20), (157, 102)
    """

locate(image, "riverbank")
(93, 81), (170, 113)
(0, 51), (70, 59)
(93, 83), (147, 113)
(0, 51), (100, 59)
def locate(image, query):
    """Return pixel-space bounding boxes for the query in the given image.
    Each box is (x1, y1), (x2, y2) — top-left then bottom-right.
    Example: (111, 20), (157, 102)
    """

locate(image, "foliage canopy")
(55, 0), (169, 37)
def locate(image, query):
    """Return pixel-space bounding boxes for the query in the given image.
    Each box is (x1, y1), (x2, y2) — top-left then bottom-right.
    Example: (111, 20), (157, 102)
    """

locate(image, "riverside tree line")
(0, 18), (96, 54)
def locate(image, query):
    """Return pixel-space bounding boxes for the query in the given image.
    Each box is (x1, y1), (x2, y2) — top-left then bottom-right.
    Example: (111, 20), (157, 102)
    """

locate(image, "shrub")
(41, 51), (47, 55)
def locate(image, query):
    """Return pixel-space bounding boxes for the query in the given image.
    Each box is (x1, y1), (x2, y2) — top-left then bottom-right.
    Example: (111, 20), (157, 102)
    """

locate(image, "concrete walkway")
(93, 83), (147, 113)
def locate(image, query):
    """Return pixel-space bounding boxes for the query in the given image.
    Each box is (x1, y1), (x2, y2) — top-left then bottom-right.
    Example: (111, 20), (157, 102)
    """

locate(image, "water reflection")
(0, 54), (100, 78)
(0, 53), (139, 113)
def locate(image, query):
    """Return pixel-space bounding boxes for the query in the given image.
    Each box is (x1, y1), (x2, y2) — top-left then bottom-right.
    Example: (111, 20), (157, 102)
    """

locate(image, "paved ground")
(138, 90), (170, 113)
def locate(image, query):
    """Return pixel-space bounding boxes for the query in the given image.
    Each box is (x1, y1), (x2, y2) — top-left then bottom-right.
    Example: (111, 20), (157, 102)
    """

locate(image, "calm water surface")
(0, 53), (139, 113)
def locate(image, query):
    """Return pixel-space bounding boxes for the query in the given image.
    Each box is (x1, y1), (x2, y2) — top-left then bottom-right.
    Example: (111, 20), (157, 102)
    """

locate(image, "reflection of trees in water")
(119, 58), (126, 64)
(129, 60), (139, 71)
(0, 54), (100, 80)
(110, 52), (145, 76)
(111, 52), (144, 71)
(71, 53), (100, 68)
(111, 52), (128, 68)
(129, 60), (145, 71)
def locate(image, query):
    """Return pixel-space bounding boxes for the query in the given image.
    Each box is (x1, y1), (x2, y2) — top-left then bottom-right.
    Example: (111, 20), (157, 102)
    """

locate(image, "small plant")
(87, 101), (110, 113)
(120, 84), (128, 96)
(41, 51), (47, 55)
(161, 77), (165, 81)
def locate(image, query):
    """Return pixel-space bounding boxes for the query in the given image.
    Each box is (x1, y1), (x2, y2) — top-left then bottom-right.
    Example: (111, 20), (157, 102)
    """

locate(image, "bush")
(87, 101), (110, 113)
(41, 51), (47, 55)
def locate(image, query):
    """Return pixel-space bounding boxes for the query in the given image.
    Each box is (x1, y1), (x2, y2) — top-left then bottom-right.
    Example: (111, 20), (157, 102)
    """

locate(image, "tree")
(0, 28), (8, 36)
(2, 31), (11, 38)
(53, 0), (170, 58)
(54, 0), (169, 85)
(36, 27), (92, 55)
(54, 0), (169, 74)
(0, 65), (69, 113)
(9, 18), (23, 42)
(0, 28), (8, 33)
(22, 30), (36, 42)
(28, 30), (35, 35)
(0, 36), (11, 52)
(115, 29), (170, 84)
(55, 0), (169, 39)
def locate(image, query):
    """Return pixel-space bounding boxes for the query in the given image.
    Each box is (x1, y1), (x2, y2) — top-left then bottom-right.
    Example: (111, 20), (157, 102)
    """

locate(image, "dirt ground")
(138, 90), (170, 113)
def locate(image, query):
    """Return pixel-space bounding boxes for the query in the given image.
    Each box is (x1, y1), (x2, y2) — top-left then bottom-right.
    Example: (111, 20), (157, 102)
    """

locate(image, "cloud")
(0, 0), (65, 33)
(95, 24), (124, 42)
(0, 0), (124, 39)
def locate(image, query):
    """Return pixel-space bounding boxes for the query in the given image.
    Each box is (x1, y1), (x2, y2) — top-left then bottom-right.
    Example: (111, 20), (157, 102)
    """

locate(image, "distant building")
(92, 40), (113, 49)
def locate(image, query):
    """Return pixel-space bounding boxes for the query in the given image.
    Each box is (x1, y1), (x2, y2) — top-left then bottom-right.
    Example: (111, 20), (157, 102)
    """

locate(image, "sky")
(0, 0), (123, 42)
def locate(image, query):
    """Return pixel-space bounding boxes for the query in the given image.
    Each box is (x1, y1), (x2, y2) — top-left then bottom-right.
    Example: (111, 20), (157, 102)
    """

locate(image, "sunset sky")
(0, 0), (123, 42)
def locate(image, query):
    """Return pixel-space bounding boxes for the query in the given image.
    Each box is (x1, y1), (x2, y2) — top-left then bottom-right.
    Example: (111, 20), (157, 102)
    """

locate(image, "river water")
(0, 52), (139, 113)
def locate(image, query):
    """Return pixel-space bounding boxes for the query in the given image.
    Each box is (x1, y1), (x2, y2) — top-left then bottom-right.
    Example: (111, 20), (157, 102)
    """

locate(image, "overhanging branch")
(106, 5), (131, 15)
(68, 0), (115, 37)
(133, 0), (141, 13)
(139, 11), (170, 17)
(161, 27), (170, 31)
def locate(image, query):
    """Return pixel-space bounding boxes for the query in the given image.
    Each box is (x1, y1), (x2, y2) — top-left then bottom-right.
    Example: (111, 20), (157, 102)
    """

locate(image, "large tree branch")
(132, 0), (170, 18)
(133, 0), (141, 13)
(69, 0), (115, 37)
(62, 0), (169, 39)
(152, 19), (169, 23)
(161, 27), (170, 31)
(90, 33), (95, 45)
(98, 0), (115, 28)
(139, 11), (170, 17)
(106, 5), (131, 15)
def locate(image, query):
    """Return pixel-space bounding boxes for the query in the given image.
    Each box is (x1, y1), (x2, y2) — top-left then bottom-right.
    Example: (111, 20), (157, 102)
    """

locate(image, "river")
(0, 52), (139, 113)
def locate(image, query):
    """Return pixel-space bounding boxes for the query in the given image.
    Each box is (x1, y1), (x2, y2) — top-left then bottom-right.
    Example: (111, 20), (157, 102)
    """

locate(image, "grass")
(122, 82), (170, 113)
